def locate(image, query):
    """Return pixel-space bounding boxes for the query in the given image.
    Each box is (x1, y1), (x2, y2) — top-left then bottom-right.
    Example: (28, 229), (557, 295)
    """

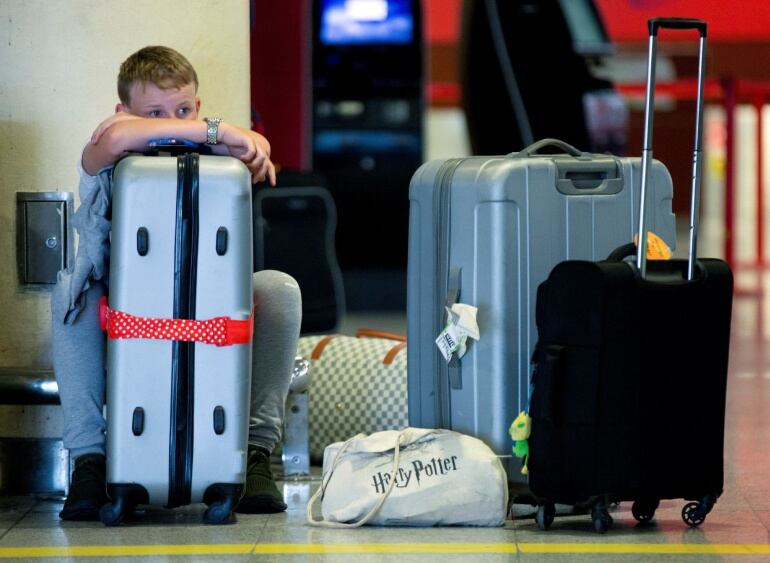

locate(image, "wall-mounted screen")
(319, 0), (414, 45)
(557, 0), (612, 55)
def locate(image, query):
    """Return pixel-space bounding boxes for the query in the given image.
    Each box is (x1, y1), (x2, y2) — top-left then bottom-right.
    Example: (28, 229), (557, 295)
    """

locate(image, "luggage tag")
(435, 303), (480, 363)
(634, 231), (672, 260)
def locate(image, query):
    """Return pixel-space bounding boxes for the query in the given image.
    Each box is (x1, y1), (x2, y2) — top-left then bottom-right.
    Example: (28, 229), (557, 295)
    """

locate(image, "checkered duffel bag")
(296, 330), (408, 463)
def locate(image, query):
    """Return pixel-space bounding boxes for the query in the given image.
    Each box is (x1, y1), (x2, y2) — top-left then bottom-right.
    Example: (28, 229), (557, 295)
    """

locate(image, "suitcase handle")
(144, 138), (212, 156)
(637, 18), (707, 280)
(649, 17), (707, 37)
(530, 344), (565, 424)
(606, 243), (637, 262)
(555, 160), (623, 195)
(518, 139), (623, 194)
(515, 138), (584, 158)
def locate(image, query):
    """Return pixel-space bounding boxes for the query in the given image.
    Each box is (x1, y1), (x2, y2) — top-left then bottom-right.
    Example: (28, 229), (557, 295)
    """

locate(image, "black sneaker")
(234, 447), (287, 514)
(59, 453), (108, 521)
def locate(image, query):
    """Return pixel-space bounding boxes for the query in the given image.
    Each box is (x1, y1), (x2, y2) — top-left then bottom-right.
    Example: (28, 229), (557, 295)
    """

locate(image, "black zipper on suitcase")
(168, 152), (198, 507)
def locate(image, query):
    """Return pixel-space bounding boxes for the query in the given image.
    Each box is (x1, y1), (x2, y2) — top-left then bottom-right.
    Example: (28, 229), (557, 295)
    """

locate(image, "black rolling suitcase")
(528, 18), (733, 532)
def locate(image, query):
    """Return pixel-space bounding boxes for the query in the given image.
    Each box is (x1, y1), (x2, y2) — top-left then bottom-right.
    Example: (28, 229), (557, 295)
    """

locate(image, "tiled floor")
(1, 271), (769, 561)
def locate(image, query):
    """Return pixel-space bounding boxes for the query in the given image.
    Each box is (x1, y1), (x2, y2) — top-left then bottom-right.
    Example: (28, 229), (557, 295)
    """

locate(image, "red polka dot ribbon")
(99, 296), (253, 346)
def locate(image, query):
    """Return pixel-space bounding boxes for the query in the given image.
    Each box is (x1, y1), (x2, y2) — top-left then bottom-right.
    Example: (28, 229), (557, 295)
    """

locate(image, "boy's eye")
(177, 107), (191, 117)
(148, 110), (163, 118)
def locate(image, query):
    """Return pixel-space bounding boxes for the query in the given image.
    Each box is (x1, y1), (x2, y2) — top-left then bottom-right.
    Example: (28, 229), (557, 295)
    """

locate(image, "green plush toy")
(508, 411), (531, 474)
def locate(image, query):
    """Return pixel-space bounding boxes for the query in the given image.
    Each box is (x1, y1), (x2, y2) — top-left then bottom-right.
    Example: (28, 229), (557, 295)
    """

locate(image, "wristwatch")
(204, 117), (222, 145)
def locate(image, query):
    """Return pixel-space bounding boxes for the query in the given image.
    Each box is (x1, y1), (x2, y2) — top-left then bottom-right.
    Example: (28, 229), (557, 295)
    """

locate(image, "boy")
(51, 46), (301, 520)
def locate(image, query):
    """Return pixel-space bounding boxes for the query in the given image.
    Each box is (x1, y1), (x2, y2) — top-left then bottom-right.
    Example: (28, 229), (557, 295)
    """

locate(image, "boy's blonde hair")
(117, 46), (199, 106)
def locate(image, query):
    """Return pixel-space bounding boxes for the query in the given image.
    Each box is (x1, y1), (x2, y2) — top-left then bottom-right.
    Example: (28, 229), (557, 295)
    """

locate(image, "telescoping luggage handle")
(637, 18), (707, 280)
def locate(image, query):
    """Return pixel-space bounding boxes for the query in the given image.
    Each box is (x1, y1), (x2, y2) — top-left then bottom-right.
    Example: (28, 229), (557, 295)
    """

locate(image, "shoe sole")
(59, 503), (103, 522)
(234, 496), (288, 514)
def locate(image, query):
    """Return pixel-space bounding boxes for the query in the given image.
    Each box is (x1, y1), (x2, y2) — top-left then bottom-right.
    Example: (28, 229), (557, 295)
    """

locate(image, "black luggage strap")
(445, 267), (462, 389)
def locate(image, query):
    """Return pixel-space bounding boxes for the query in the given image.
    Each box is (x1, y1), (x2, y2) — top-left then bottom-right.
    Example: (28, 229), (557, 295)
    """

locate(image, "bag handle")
(512, 138), (584, 158)
(606, 242), (637, 262)
(307, 430), (407, 528)
(355, 329), (407, 342)
(531, 345), (565, 423)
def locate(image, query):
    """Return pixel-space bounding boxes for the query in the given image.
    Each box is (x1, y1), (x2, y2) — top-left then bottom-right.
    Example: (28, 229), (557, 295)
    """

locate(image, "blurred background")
(2, 0), (770, 410)
(4, 0), (770, 354)
(249, 0), (770, 323)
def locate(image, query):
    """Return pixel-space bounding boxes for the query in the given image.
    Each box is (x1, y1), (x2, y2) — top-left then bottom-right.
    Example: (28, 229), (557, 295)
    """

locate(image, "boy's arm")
(83, 117), (275, 184)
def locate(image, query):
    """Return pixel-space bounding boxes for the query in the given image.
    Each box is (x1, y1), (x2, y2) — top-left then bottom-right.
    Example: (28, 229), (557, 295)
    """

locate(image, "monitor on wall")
(319, 0), (414, 45)
(557, 0), (613, 56)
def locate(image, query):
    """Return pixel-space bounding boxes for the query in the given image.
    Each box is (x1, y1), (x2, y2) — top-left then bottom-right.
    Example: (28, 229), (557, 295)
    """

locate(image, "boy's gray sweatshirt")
(53, 163), (113, 325)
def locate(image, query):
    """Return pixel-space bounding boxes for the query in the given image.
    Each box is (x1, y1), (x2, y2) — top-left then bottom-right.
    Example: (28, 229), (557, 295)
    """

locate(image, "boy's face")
(118, 82), (200, 120)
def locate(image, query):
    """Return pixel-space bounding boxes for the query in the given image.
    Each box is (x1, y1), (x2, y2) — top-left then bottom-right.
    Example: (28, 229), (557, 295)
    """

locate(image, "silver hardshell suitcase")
(406, 139), (676, 481)
(100, 150), (254, 525)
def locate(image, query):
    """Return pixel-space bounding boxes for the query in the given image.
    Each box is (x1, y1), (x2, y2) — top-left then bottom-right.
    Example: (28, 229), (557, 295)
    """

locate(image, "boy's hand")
(219, 124), (277, 185)
(90, 112), (141, 145)
(230, 147), (277, 185)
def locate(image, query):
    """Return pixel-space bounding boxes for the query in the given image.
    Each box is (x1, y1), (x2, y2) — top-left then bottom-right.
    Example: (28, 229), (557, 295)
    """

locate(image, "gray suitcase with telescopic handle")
(407, 137), (677, 483)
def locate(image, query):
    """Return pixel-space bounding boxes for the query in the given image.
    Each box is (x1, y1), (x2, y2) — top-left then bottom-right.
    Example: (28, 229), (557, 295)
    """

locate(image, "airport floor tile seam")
(0, 501), (35, 546)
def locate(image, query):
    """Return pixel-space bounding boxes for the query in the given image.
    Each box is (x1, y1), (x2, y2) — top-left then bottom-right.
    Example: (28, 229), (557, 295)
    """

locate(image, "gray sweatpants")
(51, 270), (302, 460)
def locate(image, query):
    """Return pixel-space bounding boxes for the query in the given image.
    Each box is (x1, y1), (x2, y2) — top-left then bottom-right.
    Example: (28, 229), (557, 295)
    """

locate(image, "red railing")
(618, 78), (770, 272)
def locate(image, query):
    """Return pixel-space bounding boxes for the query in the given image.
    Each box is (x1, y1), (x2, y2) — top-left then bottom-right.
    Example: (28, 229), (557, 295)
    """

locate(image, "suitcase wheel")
(593, 516), (611, 533)
(631, 499), (659, 524)
(681, 501), (707, 527)
(681, 493), (717, 527)
(535, 503), (555, 530)
(99, 500), (128, 527)
(100, 484), (147, 526)
(591, 498), (613, 534)
(202, 498), (236, 525)
(591, 510), (613, 534)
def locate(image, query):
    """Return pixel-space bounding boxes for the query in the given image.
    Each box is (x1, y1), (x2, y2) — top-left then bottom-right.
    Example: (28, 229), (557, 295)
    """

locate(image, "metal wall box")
(16, 192), (74, 285)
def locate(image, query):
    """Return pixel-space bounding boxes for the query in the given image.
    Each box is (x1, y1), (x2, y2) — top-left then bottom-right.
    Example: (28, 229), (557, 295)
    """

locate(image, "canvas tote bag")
(307, 427), (508, 527)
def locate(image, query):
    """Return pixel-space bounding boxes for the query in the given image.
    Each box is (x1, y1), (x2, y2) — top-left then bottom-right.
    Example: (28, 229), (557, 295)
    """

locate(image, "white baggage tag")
(435, 322), (461, 362)
(451, 303), (480, 342)
(435, 303), (481, 363)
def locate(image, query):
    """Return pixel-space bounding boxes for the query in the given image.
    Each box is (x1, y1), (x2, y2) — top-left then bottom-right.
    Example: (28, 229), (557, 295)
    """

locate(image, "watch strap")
(204, 117), (221, 145)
